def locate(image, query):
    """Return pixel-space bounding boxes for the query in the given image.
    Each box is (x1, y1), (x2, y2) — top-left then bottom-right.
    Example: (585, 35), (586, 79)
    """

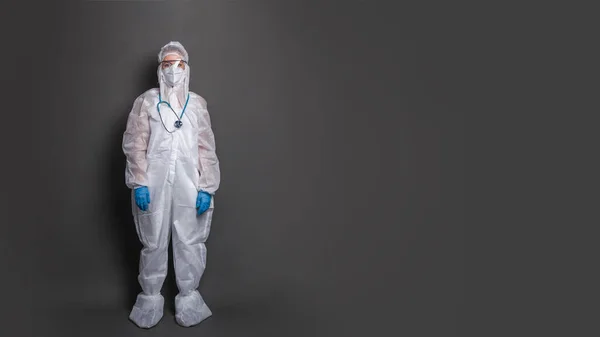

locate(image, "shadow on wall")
(105, 58), (178, 313)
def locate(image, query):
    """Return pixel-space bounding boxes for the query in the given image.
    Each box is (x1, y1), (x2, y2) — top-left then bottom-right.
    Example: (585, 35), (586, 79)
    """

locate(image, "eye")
(178, 62), (185, 68)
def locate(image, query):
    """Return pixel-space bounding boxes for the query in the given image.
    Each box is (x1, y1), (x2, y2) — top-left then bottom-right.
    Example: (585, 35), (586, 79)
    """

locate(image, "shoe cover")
(175, 290), (212, 327)
(129, 293), (165, 328)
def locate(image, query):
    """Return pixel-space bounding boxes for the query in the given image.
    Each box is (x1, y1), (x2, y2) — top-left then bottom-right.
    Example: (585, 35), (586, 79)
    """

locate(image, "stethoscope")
(156, 92), (190, 133)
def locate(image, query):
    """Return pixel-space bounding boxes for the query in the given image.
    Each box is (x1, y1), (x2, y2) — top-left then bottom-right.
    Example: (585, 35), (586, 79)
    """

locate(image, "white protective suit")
(122, 41), (220, 328)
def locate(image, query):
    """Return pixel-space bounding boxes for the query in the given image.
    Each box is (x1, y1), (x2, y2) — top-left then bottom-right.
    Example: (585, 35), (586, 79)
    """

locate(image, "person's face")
(161, 53), (186, 70)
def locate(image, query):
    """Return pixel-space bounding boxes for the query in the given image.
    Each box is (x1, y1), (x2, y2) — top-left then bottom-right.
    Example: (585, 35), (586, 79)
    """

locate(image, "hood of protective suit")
(157, 41), (190, 108)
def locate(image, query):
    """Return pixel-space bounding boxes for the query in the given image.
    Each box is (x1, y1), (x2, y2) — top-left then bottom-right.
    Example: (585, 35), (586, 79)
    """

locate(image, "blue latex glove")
(196, 191), (212, 215)
(135, 186), (151, 211)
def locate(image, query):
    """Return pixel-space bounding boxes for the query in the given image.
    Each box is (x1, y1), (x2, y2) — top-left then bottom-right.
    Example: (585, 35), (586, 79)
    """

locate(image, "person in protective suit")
(122, 41), (220, 328)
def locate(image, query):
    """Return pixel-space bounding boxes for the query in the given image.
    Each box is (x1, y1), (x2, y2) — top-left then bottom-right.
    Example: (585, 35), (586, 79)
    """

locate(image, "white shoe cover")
(129, 293), (165, 328)
(175, 290), (212, 327)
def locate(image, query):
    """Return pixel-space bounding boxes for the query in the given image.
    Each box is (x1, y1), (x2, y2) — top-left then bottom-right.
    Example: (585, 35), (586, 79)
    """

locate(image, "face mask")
(162, 65), (185, 87)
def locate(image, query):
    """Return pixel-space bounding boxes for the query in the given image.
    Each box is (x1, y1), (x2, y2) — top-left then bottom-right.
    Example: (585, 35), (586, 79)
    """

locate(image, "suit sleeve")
(196, 97), (221, 194)
(122, 95), (151, 189)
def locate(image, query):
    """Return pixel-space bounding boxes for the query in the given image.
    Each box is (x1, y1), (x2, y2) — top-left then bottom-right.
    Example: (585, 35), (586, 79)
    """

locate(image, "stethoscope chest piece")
(174, 120), (183, 128)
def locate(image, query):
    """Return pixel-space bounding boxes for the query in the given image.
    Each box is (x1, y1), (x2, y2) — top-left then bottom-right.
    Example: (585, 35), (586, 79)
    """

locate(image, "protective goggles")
(160, 60), (187, 69)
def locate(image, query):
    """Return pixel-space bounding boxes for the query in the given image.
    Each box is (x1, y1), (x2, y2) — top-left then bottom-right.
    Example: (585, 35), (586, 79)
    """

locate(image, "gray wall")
(1, 1), (464, 336)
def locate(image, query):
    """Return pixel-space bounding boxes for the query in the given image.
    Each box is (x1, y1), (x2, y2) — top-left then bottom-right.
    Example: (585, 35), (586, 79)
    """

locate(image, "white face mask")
(162, 65), (185, 87)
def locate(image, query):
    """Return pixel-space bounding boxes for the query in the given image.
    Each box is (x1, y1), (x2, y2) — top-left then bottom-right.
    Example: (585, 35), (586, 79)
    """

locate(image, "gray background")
(1, 1), (464, 336)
